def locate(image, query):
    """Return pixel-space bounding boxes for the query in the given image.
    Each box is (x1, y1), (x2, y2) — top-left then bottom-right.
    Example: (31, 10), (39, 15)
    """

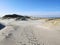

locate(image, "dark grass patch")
(0, 23), (5, 30)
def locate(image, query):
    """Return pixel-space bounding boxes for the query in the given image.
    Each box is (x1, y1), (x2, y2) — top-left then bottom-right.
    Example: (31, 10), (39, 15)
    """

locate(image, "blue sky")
(0, 0), (60, 17)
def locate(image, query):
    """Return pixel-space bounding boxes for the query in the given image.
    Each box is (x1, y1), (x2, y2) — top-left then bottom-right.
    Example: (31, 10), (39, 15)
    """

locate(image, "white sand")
(0, 19), (60, 45)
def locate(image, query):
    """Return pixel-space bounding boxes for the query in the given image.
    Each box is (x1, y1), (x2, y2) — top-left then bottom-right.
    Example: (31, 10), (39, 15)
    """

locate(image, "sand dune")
(0, 19), (60, 45)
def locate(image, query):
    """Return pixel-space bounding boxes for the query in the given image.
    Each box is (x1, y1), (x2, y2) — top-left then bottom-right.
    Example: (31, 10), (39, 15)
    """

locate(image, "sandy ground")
(0, 19), (60, 45)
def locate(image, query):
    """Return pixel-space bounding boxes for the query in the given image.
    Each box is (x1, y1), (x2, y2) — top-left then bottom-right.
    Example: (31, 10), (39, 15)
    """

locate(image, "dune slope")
(0, 20), (60, 45)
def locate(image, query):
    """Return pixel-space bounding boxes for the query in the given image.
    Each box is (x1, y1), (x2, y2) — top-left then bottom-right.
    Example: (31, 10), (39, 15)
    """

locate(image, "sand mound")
(0, 19), (60, 45)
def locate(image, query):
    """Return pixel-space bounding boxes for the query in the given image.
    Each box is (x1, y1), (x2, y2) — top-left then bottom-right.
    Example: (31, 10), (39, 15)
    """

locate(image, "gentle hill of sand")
(0, 18), (60, 45)
(43, 19), (60, 30)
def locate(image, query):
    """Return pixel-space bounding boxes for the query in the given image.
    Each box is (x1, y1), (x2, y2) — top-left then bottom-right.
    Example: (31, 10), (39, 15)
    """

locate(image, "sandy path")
(0, 20), (60, 45)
